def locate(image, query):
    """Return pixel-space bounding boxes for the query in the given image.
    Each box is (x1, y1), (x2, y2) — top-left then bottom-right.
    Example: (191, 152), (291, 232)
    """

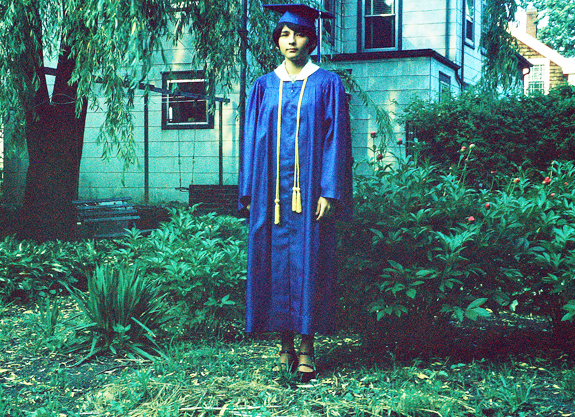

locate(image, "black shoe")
(278, 349), (298, 373)
(297, 351), (316, 382)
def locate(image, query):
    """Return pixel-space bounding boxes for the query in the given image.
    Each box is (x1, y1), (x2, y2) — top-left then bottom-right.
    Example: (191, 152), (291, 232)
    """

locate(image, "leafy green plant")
(0, 237), (113, 301)
(37, 296), (60, 338)
(67, 263), (171, 362)
(114, 208), (248, 335)
(401, 84), (575, 187)
(339, 140), (575, 347)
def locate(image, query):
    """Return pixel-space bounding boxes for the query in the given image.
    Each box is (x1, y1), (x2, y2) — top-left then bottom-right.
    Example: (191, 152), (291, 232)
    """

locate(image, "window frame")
(161, 70), (214, 130)
(525, 59), (549, 95)
(361, 0), (398, 52)
(465, 0), (475, 47)
(323, 0), (336, 47)
(439, 72), (452, 101)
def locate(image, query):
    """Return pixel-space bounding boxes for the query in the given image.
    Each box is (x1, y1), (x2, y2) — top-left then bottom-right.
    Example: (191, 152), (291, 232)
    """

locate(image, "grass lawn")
(1, 299), (575, 416)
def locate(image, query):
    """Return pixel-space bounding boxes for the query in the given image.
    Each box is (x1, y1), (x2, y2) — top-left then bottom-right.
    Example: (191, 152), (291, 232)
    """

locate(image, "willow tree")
(0, 0), (296, 241)
(480, 0), (521, 92)
(0, 0), (174, 240)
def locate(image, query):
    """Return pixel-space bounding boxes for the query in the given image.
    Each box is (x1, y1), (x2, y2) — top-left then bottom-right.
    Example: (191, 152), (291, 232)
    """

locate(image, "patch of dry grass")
(2, 299), (575, 417)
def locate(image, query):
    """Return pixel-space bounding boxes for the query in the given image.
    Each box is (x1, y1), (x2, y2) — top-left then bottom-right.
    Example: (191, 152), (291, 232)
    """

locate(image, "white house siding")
(340, 0), (358, 54)
(2, 1), (489, 206)
(328, 55), (457, 169)
(403, 0), (451, 53)
(78, 39), (240, 204)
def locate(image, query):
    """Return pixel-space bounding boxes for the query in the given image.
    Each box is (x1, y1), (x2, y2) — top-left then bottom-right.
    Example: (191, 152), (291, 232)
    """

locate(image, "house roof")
(511, 27), (575, 76)
(329, 49), (460, 71)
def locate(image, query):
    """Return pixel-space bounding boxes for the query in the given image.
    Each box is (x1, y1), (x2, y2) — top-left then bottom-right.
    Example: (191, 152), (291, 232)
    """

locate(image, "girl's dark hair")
(272, 22), (317, 52)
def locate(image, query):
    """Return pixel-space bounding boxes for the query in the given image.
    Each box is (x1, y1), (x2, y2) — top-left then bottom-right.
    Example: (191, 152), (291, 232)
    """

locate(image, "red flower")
(460, 146), (467, 152)
(550, 193), (556, 197)
(543, 176), (551, 185)
(485, 202), (490, 209)
(513, 178), (520, 183)
(467, 216), (475, 222)
(564, 182), (569, 186)
(370, 131), (377, 138)
(377, 153), (384, 161)
(397, 138), (403, 145)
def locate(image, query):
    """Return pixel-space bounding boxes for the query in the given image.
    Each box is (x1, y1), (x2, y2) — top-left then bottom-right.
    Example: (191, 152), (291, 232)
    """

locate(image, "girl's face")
(277, 25), (310, 65)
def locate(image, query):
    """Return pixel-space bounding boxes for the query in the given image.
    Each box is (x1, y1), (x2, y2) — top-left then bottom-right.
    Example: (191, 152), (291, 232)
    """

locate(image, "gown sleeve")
(238, 79), (264, 218)
(319, 74), (353, 221)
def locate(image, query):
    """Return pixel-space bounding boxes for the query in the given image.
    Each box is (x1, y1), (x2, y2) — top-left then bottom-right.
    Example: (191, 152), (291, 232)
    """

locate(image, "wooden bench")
(72, 197), (140, 239)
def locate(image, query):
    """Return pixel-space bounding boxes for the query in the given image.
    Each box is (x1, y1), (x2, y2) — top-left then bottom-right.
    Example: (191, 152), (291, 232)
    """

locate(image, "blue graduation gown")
(239, 64), (352, 335)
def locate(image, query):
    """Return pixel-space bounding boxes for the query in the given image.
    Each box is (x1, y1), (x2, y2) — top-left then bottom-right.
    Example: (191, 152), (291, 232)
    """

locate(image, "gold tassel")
(292, 187), (298, 212)
(296, 189), (302, 213)
(274, 198), (281, 225)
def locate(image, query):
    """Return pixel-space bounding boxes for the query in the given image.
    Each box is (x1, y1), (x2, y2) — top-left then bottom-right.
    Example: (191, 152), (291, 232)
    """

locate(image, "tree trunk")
(18, 44), (87, 241)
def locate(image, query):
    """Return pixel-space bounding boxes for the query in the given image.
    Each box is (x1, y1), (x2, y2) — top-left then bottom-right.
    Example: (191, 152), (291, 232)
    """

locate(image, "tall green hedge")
(401, 84), (575, 186)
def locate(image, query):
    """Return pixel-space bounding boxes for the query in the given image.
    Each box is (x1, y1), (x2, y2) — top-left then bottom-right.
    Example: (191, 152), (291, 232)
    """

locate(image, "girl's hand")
(315, 197), (333, 221)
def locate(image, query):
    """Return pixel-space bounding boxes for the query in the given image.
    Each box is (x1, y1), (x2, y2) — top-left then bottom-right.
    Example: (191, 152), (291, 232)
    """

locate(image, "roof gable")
(511, 27), (575, 75)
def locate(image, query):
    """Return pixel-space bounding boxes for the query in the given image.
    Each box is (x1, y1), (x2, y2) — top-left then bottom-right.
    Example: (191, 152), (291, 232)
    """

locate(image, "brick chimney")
(526, 8), (538, 38)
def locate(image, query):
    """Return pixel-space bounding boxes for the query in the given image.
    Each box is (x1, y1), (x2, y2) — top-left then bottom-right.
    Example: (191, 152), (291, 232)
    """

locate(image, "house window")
(439, 72), (451, 101)
(162, 71), (213, 130)
(323, 0), (336, 46)
(363, 0), (396, 50)
(480, 0), (488, 54)
(466, 0), (474, 43)
(405, 121), (417, 157)
(525, 63), (547, 95)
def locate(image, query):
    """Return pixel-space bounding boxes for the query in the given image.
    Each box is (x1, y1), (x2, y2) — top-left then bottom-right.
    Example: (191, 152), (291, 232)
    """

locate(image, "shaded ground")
(2, 300), (575, 416)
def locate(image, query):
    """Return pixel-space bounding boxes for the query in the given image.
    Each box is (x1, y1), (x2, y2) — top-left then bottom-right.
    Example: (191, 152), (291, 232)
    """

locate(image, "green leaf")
(467, 298), (488, 310)
(453, 307), (464, 322)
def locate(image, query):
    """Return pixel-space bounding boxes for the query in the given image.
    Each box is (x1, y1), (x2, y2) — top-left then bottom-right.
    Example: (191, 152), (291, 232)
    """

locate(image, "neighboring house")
(3, 0), (521, 207)
(511, 8), (575, 95)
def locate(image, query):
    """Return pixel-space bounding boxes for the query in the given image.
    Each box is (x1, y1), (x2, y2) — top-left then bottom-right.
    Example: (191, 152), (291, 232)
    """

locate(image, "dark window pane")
(365, 15), (395, 49)
(466, 19), (474, 40)
(167, 79), (207, 124)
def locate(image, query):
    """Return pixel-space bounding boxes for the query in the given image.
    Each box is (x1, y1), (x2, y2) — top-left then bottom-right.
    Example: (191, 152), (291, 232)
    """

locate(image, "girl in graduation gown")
(238, 4), (352, 381)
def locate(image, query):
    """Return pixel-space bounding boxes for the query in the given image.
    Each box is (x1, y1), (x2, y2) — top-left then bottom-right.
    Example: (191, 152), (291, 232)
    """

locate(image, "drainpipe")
(445, 0), (450, 59)
(455, 0), (466, 88)
(238, 0), (248, 172)
(219, 101), (223, 186)
(144, 92), (149, 204)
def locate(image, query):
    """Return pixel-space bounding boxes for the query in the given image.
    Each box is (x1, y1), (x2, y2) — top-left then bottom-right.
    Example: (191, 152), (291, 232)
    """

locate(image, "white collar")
(274, 60), (320, 82)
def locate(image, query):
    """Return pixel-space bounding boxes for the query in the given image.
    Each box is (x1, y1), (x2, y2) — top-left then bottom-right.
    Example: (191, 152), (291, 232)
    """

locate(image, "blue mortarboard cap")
(263, 3), (335, 32)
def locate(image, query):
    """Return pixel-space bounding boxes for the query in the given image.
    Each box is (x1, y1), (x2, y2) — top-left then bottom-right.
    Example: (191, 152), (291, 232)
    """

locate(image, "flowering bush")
(401, 84), (575, 186)
(338, 146), (575, 346)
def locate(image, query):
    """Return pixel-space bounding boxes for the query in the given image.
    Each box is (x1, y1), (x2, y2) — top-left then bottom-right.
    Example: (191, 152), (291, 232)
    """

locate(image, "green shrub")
(338, 146), (575, 345)
(114, 208), (248, 335)
(68, 263), (171, 362)
(401, 84), (575, 186)
(0, 237), (112, 301)
(0, 207), (249, 341)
